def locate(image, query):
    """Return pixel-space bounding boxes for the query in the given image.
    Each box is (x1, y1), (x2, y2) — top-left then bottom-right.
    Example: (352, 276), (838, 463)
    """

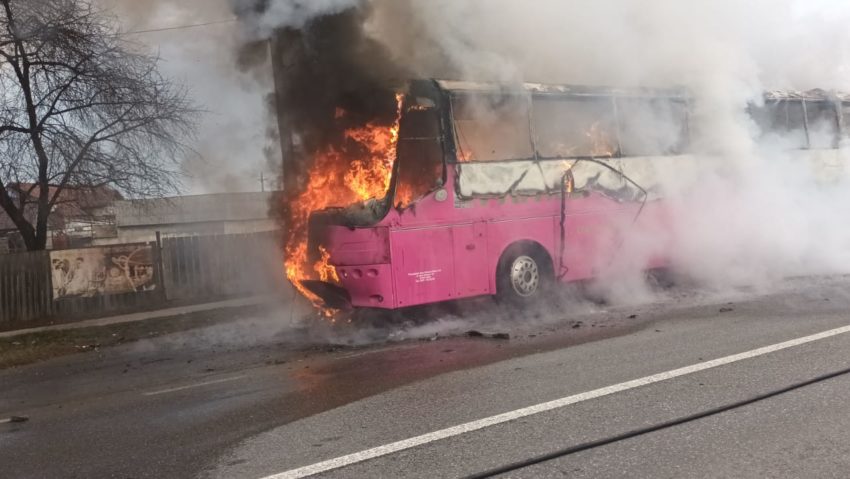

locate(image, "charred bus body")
(301, 80), (685, 309)
(298, 80), (850, 310)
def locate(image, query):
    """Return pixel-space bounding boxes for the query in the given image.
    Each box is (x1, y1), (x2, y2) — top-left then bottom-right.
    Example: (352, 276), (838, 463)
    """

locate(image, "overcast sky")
(101, 0), (274, 195)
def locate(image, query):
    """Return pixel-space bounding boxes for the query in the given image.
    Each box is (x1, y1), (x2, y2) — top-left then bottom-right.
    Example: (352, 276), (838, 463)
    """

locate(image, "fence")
(161, 231), (285, 301)
(0, 250), (52, 325)
(0, 231), (284, 330)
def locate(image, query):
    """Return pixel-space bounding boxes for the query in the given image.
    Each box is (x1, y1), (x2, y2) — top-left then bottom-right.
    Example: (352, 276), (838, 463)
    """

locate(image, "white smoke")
(361, 0), (850, 294)
(102, 0), (850, 310)
(99, 0), (277, 194)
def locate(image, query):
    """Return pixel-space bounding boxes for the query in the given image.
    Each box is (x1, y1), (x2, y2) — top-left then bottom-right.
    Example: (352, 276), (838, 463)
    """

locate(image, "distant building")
(93, 191), (280, 245)
(1, 188), (280, 252)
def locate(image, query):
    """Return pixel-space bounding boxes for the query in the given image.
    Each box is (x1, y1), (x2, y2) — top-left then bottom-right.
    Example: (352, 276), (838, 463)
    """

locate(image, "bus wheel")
(497, 244), (553, 306)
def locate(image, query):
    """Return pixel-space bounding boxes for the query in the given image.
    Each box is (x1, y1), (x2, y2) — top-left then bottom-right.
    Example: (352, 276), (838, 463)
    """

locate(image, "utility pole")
(259, 171), (265, 192)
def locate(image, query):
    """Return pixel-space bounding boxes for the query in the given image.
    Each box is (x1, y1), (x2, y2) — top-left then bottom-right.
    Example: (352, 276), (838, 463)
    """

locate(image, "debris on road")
(0, 416), (29, 424)
(719, 307), (734, 313)
(466, 330), (510, 340)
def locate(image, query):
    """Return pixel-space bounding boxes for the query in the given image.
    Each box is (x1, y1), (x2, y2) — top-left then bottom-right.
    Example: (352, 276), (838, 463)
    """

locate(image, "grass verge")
(0, 304), (269, 369)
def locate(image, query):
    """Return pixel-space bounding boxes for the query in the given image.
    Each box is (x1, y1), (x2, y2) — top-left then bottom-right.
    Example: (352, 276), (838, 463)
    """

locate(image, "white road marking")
(143, 375), (246, 396)
(261, 323), (850, 479)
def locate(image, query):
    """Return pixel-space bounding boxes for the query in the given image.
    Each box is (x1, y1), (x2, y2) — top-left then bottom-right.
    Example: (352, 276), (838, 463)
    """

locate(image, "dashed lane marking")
(143, 375), (247, 396)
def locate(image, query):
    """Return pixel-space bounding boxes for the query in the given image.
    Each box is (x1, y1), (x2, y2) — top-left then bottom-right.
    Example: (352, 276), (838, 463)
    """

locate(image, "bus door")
(451, 222), (489, 297)
(559, 161), (646, 281)
(391, 226), (456, 308)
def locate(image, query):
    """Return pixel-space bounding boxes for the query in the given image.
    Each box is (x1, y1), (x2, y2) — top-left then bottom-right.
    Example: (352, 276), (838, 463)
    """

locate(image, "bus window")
(532, 97), (618, 158)
(452, 94), (534, 162)
(752, 100), (808, 149)
(395, 104), (443, 207)
(805, 101), (839, 149)
(616, 98), (688, 156)
(844, 103), (850, 139)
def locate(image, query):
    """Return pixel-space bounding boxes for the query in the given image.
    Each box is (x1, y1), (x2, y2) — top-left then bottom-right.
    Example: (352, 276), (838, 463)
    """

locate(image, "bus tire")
(496, 243), (554, 307)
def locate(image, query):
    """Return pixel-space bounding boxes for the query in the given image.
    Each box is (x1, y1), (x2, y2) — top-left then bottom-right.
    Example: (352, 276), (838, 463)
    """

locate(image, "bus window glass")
(805, 101), (838, 149)
(532, 97), (618, 158)
(752, 100), (808, 149)
(452, 94), (533, 162)
(617, 98), (688, 156)
(395, 105), (443, 207)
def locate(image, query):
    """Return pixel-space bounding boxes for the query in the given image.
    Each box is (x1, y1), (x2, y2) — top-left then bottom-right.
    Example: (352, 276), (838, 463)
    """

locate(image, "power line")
(120, 18), (237, 36)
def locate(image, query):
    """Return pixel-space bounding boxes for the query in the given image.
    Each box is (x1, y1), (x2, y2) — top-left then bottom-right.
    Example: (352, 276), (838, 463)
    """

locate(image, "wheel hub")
(510, 255), (540, 297)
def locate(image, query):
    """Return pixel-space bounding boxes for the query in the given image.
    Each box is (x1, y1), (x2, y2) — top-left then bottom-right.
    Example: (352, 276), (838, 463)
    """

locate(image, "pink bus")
(301, 80), (691, 310)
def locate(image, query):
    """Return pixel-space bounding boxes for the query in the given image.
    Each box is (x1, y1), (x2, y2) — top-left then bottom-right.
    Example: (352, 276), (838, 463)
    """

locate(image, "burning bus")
(283, 80), (850, 312)
(288, 79), (690, 310)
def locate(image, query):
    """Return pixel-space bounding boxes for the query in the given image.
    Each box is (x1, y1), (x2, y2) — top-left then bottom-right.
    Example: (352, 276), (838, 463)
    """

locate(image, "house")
(0, 184), (121, 252)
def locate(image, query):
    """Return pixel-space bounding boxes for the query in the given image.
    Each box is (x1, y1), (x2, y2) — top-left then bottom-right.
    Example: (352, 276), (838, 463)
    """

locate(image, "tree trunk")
(32, 213), (48, 250)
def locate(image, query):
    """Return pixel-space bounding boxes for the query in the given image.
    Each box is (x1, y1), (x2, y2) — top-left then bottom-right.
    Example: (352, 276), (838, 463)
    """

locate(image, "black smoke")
(232, 1), (410, 193)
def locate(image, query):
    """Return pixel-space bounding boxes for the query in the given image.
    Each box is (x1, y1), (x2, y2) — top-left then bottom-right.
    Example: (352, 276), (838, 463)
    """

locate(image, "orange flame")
(314, 245), (339, 283)
(285, 93), (404, 306)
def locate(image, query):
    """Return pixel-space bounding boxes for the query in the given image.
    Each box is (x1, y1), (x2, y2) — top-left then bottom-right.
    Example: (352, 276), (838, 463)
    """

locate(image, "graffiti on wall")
(50, 244), (157, 300)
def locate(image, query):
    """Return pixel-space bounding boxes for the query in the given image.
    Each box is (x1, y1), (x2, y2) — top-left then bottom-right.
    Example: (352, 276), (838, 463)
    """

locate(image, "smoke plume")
(111, 0), (850, 309)
(100, 0), (278, 194)
(248, 0), (850, 296)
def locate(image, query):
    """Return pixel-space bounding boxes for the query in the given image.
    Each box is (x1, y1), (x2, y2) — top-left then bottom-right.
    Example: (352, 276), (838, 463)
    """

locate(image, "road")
(3, 276), (850, 478)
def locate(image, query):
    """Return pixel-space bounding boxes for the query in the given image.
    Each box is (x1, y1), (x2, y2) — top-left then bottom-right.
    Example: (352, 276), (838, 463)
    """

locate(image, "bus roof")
(433, 79), (690, 100)
(765, 89), (850, 102)
(431, 80), (850, 103)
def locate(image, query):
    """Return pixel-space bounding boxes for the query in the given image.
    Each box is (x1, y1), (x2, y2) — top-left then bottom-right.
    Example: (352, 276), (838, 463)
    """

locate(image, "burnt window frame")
(531, 93), (622, 160)
(446, 89), (692, 164)
(804, 100), (841, 149)
(841, 102), (850, 140)
(388, 84), (449, 209)
(448, 90), (537, 163)
(613, 96), (691, 157)
(750, 98), (842, 150)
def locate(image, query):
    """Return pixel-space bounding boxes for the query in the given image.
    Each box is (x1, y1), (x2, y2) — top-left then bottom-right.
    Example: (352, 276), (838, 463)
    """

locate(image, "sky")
(101, 0), (275, 195)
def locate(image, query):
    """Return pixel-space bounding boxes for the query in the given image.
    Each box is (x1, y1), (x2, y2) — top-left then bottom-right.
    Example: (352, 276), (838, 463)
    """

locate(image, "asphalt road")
(4, 276), (850, 478)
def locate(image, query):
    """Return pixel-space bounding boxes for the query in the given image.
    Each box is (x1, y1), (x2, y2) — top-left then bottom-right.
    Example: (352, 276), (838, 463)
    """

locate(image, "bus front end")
(302, 214), (396, 310)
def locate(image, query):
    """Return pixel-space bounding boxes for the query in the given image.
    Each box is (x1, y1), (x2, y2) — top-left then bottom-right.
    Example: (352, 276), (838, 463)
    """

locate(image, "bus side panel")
(390, 226), (457, 308)
(485, 217), (558, 294)
(631, 200), (675, 270)
(451, 222), (490, 298)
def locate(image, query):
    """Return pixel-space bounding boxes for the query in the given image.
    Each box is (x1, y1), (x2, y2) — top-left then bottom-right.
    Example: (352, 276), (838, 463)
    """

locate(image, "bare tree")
(0, 0), (197, 250)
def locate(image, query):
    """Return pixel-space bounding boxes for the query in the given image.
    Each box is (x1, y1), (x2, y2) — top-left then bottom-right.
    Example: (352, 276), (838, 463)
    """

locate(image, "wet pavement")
(3, 276), (850, 478)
